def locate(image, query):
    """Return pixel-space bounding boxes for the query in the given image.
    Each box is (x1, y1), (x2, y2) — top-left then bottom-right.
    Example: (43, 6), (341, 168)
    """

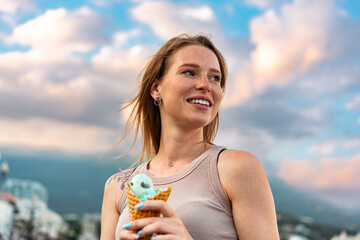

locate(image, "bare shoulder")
(218, 149), (263, 176)
(103, 167), (136, 212)
(217, 149), (268, 200)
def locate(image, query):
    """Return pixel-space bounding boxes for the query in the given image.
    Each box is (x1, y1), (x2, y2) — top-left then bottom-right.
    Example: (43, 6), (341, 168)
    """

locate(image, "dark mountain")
(269, 177), (360, 230)
(1, 148), (132, 215)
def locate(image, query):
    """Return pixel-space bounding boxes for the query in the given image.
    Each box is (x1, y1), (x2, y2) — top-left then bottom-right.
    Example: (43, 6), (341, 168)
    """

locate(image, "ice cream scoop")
(128, 173), (165, 202)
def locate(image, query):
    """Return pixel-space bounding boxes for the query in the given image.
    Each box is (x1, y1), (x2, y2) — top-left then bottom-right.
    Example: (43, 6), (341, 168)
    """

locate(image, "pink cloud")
(0, 117), (117, 154)
(224, 0), (350, 107)
(277, 154), (360, 190)
(249, 0), (338, 83)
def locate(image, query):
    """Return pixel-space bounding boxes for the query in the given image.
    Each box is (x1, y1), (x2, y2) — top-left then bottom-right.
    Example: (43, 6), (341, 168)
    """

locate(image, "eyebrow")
(179, 63), (221, 74)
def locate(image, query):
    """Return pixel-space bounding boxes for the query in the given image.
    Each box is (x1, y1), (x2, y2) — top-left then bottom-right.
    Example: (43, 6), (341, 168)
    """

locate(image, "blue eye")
(210, 75), (221, 82)
(183, 70), (194, 76)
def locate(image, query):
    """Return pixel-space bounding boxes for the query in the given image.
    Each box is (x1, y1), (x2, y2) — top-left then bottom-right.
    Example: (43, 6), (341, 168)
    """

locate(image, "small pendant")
(170, 163), (174, 167)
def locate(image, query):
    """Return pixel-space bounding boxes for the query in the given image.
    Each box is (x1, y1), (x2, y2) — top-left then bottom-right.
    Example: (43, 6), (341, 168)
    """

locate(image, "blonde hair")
(119, 34), (228, 165)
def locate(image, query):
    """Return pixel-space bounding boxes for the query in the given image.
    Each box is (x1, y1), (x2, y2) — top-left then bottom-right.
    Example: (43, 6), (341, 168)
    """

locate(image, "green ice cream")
(128, 173), (165, 202)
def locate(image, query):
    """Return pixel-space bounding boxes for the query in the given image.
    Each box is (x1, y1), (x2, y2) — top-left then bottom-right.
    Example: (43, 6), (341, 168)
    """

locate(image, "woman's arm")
(101, 173), (122, 240)
(218, 150), (280, 240)
(101, 169), (135, 240)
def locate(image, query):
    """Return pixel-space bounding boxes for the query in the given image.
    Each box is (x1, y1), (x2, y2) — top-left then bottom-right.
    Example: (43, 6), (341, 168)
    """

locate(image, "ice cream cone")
(126, 183), (172, 240)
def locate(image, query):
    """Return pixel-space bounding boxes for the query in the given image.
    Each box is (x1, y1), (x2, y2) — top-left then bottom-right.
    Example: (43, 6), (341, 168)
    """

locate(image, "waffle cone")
(126, 183), (172, 240)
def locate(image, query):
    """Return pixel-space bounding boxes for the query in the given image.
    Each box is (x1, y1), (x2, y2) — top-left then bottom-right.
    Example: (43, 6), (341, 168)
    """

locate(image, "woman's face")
(155, 45), (223, 131)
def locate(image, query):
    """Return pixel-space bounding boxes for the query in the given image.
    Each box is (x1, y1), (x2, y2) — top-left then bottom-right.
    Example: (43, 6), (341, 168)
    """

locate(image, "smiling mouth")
(187, 99), (211, 107)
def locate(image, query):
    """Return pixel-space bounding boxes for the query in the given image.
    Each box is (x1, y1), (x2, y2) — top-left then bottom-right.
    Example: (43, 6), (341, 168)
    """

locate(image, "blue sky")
(0, 0), (359, 208)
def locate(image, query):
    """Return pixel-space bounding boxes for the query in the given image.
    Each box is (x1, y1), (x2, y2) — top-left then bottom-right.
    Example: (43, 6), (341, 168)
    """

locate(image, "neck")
(150, 126), (211, 173)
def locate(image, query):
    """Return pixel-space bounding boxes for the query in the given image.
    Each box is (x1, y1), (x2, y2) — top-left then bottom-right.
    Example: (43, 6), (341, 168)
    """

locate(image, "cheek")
(213, 86), (223, 103)
(162, 77), (188, 94)
(169, 82), (191, 101)
(161, 84), (189, 107)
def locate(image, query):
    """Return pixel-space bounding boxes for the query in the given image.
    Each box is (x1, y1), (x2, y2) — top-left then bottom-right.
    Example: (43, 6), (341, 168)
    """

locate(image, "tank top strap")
(207, 146), (232, 214)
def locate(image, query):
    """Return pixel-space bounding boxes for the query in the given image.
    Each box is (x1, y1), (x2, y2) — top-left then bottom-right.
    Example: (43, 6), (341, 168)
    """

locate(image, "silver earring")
(154, 96), (161, 106)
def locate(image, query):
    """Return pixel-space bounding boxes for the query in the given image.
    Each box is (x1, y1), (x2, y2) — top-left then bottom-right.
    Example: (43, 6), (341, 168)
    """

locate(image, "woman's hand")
(118, 200), (194, 240)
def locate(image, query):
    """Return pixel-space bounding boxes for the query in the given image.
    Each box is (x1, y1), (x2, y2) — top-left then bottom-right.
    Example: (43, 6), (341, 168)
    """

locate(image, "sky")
(0, 0), (359, 208)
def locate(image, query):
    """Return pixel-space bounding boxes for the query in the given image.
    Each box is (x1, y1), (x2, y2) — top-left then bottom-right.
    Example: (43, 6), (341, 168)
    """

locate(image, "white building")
(331, 231), (360, 240)
(289, 234), (309, 240)
(2, 178), (68, 239)
(2, 178), (48, 203)
(0, 199), (13, 238)
(0, 192), (17, 239)
(78, 213), (100, 240)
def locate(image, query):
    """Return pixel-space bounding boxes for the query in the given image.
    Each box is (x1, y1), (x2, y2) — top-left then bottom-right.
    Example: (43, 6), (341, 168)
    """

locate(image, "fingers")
(121, 200), (183, 239)
(118, 229), (140, 240)
(135, 200), (176, 218)
(125, 216), (184, 239)
(121, 218), (168, 239)
(125, 217), (169, 232)
(135, 218), (171, 234)
(150, 235), (176, 240)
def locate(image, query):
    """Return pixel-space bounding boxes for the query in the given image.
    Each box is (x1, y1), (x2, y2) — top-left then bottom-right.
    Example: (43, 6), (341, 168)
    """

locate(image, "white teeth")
(189, 99), (210, 106)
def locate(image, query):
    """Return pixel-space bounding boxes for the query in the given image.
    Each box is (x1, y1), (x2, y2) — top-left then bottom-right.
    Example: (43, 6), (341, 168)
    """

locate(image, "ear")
(150, 79), (160, 99)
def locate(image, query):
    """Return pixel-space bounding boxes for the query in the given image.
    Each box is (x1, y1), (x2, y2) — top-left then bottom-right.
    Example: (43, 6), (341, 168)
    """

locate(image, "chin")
(191, 118), (212, 129)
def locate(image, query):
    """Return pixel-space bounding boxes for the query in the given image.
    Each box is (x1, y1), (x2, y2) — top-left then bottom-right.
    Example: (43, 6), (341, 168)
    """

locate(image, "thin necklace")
(169, 147), (206, 167)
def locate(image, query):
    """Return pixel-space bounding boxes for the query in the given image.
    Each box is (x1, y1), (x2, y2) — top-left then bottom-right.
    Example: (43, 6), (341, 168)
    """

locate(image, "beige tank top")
(115, 145), (239, 240)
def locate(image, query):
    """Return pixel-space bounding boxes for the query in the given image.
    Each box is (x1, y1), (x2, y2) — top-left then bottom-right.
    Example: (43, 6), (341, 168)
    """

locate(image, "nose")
(196, 74), (211, 92)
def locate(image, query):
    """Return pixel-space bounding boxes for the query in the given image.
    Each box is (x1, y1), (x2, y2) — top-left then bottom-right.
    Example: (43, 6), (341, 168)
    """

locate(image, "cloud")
(0, 117), (117, 154)
(307, 138), (360, 157)
(346, 94), (360, 110)
(0, 7), (107, 102)
(244, 0), (289, 9)
(222, 91), (321, 139)
(0, 0), (35, 13)
(223, 71), (254, 106)
(131, 1), (219, 40)
(89, 0), (115, 6)
(224, 0), (357, 107)
(0, 0), (37, 26)
(0, 6), (160, 157)
(0, 49), (83, 75)
(0, 72), (95, 119)
(91, 29), (148, 76)
(0, 24), (153, 155)
(0, 6), (125, 130)
(215, 124), (276, 171)
(90, 28), (154, 102)
(249, 0), (337, 83)
(308, 143), (335, 155)
(216, 90), (324, 172)
(7, 7), (106, 54)
(277, 154), (360, 205)
(343, 139), (360, 149)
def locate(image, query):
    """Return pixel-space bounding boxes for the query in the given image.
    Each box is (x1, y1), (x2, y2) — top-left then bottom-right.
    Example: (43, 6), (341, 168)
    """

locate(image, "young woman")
(101, 34), (279, 240)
